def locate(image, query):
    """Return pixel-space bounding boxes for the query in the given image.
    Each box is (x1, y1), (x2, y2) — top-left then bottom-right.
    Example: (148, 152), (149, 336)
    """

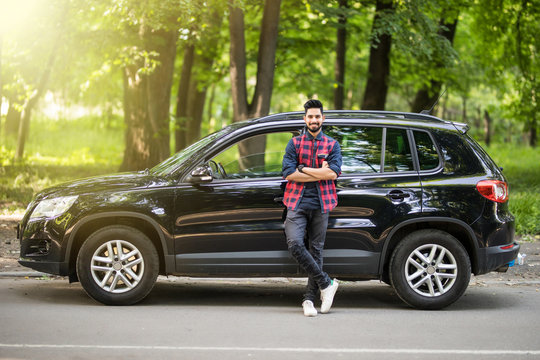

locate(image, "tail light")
(476, 180), (508, 203)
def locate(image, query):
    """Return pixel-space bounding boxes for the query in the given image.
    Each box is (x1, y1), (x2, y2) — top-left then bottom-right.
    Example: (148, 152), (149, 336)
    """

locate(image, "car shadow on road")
(141, 279), (520, 311)
(7, 278), (521, 311)
(144, 279), (405, 309)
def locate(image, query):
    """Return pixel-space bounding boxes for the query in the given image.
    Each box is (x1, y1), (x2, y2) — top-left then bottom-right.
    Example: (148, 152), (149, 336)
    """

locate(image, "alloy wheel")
(405, 243), (457, 297)
(90, 239), (145, 293)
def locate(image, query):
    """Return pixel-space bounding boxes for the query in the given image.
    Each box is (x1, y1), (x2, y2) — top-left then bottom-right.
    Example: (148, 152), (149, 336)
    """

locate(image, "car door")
(172, 130), (298, 276)
(322, 125), (423, 278)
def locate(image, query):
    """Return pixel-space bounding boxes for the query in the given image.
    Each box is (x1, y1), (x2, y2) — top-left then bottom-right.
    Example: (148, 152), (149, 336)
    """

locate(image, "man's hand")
(302, 163), (337, 180)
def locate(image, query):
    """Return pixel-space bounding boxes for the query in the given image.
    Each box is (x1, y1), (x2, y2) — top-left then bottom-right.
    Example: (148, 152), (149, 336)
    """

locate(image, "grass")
(484, 143), (540, 237)
(1, 116), (539, 236)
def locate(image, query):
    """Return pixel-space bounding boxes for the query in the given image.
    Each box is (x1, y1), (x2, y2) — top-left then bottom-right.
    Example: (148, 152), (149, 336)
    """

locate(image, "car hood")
(35, 172), (161, 200)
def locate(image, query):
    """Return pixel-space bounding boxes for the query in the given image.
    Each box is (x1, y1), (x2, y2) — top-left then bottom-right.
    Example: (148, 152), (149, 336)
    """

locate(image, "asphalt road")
(1, 276), (539, 360)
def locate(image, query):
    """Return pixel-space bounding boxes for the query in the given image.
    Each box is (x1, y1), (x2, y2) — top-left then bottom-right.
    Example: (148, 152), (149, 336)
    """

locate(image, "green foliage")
(0, 115), (123, 214)
(485, 143), (540, 235)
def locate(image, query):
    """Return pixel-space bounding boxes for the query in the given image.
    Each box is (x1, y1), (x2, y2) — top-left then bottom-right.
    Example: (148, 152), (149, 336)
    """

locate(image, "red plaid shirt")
(282, 132), (341, 213)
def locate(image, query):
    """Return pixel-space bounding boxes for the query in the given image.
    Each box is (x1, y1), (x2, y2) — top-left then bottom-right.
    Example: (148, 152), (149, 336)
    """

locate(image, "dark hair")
(304, 99), (323, 114)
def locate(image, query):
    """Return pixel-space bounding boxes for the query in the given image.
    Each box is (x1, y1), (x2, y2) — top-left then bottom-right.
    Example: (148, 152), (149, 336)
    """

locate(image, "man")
(282, 99), (342, 317)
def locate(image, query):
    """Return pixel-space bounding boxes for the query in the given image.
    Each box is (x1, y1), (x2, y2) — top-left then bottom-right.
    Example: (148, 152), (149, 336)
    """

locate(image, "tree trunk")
(5, 102), (21, 136)
(175, 44), (195, 152)
(411, 17), (458, 113)
(229, 2), (249, 121)
(207, 83), (217, 131)
(333, 0), (348, 110)
(484, 110), (492, 146)
(461, 96), (467, 123)
(0, 34), (3, 138)
(250, 0), (281, 118)
(362, 0), (394, 110)
(175, 6), (224, 151)
(530, 117), (537, 147)
(120, 27), (177, 171)
(15, 35), (60, 160)
(185, 70), (206, 146)
(229, 0), (281, 170)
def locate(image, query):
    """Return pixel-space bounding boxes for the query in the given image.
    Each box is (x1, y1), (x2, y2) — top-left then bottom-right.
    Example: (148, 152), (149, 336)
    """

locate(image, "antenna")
(420, 89), (447, 115)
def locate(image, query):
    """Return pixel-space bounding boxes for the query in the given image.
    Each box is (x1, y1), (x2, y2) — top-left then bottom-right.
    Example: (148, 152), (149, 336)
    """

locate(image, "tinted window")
(414, 131), (439, 170)
(325, 126), (382, 174)
(384, 128), (414, 172)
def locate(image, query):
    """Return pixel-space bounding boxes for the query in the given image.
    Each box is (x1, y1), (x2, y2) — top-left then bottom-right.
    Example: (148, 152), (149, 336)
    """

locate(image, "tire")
(389, 229), (471, 310)
(76, 225), (159, 305)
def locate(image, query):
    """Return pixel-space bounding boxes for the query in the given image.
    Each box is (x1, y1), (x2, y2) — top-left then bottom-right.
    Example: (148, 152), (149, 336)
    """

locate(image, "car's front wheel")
(76, 225), (159, 305)
(389, 229), (471, 310)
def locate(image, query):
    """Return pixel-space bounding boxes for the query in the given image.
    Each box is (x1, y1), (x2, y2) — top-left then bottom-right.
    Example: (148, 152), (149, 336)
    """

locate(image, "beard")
(307, 123), (322, 133)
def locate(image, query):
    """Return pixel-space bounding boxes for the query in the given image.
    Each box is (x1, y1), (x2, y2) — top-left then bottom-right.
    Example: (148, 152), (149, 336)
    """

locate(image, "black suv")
(18, 111), (519, 309)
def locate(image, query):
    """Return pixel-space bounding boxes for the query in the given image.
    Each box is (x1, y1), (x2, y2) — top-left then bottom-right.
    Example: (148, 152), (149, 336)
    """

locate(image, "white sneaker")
(320, 279), (339, 314)
(302, 300), (318, 317)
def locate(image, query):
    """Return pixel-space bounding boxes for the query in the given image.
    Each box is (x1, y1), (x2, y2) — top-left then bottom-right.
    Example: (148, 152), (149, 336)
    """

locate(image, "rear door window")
(384, 128), (414, 172)
(325, 126), (382, 174)
(413, 131), (440, 170)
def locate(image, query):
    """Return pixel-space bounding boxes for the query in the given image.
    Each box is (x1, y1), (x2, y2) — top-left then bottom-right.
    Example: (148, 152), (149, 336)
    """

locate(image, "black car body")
(18, 111), (519, 309)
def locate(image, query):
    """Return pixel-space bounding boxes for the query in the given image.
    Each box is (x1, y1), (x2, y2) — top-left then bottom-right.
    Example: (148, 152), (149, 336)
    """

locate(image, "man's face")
(304, 108), (324, 134)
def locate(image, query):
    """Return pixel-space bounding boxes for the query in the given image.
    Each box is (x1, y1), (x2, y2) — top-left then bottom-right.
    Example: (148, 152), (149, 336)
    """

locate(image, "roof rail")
(251, 110), (450, 124)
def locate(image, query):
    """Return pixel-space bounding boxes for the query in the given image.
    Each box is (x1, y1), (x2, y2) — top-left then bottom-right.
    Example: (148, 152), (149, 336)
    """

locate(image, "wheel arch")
(65, 212), (171, 281)
(379, 217), (479, 281)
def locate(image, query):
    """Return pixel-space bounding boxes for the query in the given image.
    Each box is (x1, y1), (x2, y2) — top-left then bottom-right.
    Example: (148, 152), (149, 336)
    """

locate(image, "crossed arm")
(286, 161), (338, 182)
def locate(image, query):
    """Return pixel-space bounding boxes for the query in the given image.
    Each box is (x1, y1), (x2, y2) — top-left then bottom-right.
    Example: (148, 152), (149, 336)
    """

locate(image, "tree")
(229, 0), (281, 169)
(0, 35), (3, 137)
(470, 0), (539, 146)
(13, 3), (68, 160)
(175, 0), (226, 151)
(15, 36), (62, 159)
(120, 27), (177, 171)
(410, 15), (459, 113)
(334, 0), (348, 110)
(362, 0), (395, 110)
(112, 2), (183, 171)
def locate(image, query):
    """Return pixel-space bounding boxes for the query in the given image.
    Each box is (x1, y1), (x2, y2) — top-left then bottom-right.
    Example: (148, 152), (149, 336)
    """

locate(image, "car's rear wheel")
(76, 225), (159, 305)
(389, 229), (471, 310)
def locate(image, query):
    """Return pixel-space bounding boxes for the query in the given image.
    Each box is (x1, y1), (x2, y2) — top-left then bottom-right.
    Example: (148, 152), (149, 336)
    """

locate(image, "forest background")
(0, 0), (538, 236)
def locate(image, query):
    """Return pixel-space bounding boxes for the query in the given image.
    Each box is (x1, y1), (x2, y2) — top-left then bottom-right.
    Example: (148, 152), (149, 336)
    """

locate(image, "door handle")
(386, 190), (410, 201)
(273, 196), (284, 203)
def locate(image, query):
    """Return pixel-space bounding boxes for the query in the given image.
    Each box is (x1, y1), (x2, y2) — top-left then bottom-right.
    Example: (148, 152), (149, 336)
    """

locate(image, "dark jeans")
(285, 208), (332, 302)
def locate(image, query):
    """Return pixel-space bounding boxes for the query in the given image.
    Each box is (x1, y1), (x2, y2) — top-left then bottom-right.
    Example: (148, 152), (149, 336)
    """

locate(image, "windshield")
(151, 127), (232, 176)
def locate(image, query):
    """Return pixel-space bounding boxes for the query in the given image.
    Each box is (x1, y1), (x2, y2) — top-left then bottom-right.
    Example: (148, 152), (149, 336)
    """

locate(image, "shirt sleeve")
(327, 141), (342, 177)
(282, 139), (298, 179)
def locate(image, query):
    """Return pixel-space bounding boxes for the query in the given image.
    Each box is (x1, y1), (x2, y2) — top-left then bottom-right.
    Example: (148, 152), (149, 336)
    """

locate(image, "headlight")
(30, 196), (78, 220)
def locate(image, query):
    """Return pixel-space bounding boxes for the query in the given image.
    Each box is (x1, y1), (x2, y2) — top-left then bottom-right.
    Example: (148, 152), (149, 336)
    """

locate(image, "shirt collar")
(305, 129), (324, 141)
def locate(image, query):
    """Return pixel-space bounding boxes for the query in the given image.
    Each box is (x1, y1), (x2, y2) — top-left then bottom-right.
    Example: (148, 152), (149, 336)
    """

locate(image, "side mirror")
(188, 166), (213, 184)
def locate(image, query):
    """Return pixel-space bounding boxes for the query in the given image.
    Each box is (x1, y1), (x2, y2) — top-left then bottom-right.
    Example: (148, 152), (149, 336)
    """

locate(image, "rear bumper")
(476, 242), (520, 275)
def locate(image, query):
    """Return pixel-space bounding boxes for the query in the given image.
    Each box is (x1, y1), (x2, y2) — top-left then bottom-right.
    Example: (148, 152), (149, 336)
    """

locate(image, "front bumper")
(476, 241), (520, 275)
(18, 259), (69, 276)
(18, 214), (71, 276)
